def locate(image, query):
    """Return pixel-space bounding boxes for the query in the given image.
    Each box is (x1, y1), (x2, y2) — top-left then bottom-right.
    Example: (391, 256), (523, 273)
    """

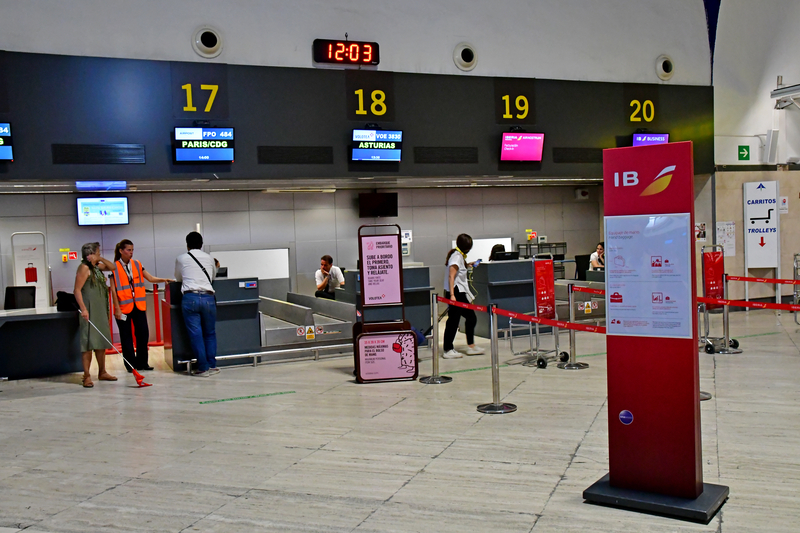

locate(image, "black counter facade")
(471, 260), (535, 338)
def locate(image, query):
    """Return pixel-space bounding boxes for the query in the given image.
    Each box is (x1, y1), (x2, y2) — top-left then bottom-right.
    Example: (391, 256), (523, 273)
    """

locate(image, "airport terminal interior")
(1, 1), (800, 531)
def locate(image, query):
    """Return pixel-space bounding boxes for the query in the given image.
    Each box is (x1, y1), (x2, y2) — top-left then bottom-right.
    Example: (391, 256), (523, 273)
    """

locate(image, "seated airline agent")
(111, 239), (173, 372)
(315, 255), (345, 300)
(175, 231), (219, 377)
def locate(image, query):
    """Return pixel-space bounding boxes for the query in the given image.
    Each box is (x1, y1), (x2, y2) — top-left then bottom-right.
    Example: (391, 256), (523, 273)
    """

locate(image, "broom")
(85, 317), (152, 387)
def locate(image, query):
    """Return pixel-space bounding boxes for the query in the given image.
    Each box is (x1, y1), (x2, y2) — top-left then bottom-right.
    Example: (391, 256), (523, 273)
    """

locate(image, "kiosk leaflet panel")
(605, 214), (692, 338)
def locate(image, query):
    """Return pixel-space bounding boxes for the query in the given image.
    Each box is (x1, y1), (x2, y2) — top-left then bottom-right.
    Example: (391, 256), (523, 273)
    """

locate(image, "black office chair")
(574, 255), (591, 281)
(4, 286), (36, 310)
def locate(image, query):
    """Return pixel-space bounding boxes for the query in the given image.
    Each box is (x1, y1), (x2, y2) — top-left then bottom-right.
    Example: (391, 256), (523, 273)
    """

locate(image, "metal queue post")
(795, 254), (800, 325)
(478, 304), (517, 414)
(557, 283), (589, 370)
(419, 293), (452, 384)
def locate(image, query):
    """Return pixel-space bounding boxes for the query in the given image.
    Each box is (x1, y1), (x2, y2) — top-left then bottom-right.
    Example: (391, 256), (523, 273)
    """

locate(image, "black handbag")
(56, 291), (78, 312)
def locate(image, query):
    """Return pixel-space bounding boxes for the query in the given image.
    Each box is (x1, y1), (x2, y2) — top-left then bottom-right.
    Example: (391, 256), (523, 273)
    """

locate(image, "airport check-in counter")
(0, 307), (82, 380)
(163, 278), (261, 371)
(471, 260), (535, 338)
(338, 265), (433, 334)
(258, 293), (355, 355)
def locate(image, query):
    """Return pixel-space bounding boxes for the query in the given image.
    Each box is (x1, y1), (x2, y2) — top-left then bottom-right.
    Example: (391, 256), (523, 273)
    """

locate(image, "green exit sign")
(738, 145), (750, 160)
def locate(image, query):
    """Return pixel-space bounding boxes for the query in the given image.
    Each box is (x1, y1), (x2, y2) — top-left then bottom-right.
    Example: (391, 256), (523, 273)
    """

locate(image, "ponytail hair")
(445, 234), (474, 265)
(114, 239), (133, 262)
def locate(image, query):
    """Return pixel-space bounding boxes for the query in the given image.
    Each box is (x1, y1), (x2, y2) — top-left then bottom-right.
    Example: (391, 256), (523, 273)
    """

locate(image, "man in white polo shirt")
(175, 231), (218, 377)
(315, 254), (345, 300)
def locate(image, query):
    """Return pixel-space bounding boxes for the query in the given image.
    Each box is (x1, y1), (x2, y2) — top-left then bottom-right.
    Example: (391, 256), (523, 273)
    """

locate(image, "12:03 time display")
(313, 39), (380, 65)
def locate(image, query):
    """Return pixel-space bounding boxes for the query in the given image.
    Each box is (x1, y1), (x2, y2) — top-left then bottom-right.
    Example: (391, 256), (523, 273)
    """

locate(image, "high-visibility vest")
(113, 259), (146, 314)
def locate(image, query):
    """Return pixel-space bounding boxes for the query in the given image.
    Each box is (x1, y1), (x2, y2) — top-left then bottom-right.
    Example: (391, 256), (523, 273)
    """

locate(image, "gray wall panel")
(294, 209), (336, 243)
(153, 213), (203, 248)
(411, 207), (446, 237)
(201, 212), (251, 246)
(248, 192), (294, 211)
(201, 191), (249, 212)
(0, 195), (45, 217)
(249, 210), (296, 244)
(152, 193), (203, 214)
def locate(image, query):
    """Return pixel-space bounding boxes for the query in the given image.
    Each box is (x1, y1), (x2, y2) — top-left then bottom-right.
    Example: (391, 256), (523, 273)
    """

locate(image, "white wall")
(0, 187), (602, 306)
(714, 0), (800, 163)
(0, 0), (711, 85)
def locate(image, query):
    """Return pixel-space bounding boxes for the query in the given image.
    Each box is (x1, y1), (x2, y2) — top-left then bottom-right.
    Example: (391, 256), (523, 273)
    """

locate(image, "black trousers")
(443, 287), (476, 351)
(116, 306), (150, 370)
(315, 290), (335, 300)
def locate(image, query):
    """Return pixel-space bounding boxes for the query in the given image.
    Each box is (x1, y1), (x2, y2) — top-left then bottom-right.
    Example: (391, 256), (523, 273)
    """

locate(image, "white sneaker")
(442, 349), (463, 359)
(465, 346), (486, 356)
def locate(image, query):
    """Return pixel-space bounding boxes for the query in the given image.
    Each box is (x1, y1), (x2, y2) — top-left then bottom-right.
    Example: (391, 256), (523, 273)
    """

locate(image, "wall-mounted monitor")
(77, 197), (129, 226)
(352, 130), (402, 162)
(173, 127), (234, 163)
(632, 133), (669, 146)
(500, 132), (544, 161)
(0, 123), (13, 161)
(359, 192), (398, 218)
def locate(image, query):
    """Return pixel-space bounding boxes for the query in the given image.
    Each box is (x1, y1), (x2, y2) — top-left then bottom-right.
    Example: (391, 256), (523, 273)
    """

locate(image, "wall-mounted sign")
(743, 181), (779, 269)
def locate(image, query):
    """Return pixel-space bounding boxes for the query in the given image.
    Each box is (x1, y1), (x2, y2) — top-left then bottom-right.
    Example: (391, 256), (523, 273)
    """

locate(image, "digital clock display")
(313, 39), (380, 66)
(173, 127), (234, 163)
(0, 123), (13, 161)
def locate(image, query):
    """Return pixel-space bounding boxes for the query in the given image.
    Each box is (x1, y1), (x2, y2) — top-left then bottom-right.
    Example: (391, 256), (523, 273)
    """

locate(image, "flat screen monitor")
(500, 132), (544, 161)
(359, 192), (398, 218)
(173, 127), (234, 163)
(493, 251), (520, 261)
(351, 129), (402, 162)
(4, 286), (35, 310)
(0, 123), (13, 161)
(632, 133), (669, 146)
(77, 197), (129, 226)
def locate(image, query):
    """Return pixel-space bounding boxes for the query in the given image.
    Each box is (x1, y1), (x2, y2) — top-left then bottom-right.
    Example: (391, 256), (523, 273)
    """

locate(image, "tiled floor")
(1, 310), (798, 532)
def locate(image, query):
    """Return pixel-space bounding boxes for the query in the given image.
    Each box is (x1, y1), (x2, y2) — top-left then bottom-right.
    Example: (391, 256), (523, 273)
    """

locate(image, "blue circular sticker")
(619, 410), (634, 425)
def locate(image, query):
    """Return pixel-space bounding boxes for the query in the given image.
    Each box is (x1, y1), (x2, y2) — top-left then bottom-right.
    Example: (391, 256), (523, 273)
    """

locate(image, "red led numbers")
(313, 39), (380, 66)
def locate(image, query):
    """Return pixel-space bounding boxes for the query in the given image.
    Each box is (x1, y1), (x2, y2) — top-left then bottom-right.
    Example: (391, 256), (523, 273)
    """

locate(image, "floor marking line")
(199, 391), (295, 404)
(442, 365), (508, 375)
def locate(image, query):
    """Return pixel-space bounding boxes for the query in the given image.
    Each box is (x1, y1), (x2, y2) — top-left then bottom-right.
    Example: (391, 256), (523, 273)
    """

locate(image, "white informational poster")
(605, 214), (693, 339)
(743, 181), (779, 268)
(716, 221), (736, 257)
(779, 196), (788, 214)
(12, 235), (50, 308)
(694, 222), (707, 242)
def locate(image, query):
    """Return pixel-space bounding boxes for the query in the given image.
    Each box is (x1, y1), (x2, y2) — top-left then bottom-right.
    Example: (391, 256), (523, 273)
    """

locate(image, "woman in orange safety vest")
(110, 239), (173, 372)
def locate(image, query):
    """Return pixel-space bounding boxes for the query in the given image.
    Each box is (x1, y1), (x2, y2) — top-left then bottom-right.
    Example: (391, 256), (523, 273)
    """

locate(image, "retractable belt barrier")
(698, 296), (800, 312)
(727, 275), (800, 285)
(571, 286), (606, 296)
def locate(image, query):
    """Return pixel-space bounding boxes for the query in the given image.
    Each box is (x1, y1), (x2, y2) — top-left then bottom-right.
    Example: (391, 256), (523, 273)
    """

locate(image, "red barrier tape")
(726, 275), (800, 286)
(698, 296), (800, 312)
(493, 307), (607, 334)
(436, 296), (488, 313)
(572, 286), (605, 295)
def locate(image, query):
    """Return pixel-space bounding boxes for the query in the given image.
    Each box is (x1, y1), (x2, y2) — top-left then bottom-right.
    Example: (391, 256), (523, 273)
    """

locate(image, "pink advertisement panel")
(357, 331), (418, 382)
(361, 234), (403, 306)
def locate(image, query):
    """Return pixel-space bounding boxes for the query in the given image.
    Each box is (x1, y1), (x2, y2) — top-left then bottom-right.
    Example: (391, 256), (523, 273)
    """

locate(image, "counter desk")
(471, 260), (535, 338)
(163, 278), (261, 371)
(0, 307), (82, 380)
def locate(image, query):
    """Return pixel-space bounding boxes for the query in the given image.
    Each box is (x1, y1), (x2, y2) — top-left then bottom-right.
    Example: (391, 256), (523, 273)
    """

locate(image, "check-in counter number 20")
(629, 99), (655, 122)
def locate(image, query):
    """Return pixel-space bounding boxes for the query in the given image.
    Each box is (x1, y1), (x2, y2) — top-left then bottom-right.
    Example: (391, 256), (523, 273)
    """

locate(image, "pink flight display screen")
(500, 132), (545, 161)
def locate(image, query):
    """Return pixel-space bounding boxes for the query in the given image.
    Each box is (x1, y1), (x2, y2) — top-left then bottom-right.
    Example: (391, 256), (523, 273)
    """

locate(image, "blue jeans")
(181, 292), (217, 372)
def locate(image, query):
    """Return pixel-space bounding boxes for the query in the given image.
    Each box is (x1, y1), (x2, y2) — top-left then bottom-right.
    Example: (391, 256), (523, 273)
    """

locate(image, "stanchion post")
(478, 305), (517, 414)
(153, 283), (162, 344)
(420, 294), (452, 384)
(558, 283), (589, 370)
(722, 273), (730, 348)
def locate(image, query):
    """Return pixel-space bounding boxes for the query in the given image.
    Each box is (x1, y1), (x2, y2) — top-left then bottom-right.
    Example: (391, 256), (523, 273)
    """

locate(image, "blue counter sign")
(619, 410), (634, 425)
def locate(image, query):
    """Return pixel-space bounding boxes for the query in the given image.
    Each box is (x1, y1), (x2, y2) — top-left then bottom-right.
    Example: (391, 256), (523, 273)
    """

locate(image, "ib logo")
(619, 410), (634, 425)
(613, 165), (676, 196)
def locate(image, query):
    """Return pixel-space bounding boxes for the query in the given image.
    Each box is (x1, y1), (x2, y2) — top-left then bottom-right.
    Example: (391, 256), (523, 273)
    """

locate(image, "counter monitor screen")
(500, 132), (544, 161)
(77, 197), (129, 226)
(632, 133), (669, 146)
(0, 123), (13, 161)
(352, 130), (402, 162)
(173, 127), (234, 163)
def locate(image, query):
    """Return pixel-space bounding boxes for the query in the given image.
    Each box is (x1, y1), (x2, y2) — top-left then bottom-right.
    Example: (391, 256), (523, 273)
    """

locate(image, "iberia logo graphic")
(640, 165), (676, 197)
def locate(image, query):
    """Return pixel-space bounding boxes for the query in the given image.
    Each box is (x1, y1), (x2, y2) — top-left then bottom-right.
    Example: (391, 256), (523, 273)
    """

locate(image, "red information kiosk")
(583, 142), (728, 523)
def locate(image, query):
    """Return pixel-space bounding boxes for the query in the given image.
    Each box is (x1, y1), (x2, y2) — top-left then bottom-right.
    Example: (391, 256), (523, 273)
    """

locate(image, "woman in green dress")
(73, 242), (117, 388)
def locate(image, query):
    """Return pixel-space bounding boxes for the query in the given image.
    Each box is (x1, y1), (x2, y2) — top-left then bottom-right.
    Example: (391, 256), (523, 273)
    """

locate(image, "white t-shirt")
(315, 265), (344, 292)
(443, 251), (474, 302)
(175, 249), (217, 293)
(589, 251), (604, 271)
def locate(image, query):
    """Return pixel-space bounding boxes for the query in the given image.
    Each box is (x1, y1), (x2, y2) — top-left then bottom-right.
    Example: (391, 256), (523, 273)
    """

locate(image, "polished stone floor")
(1, 310), (799, 532)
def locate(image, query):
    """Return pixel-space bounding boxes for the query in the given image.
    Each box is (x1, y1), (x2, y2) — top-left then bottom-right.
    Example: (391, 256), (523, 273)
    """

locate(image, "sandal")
(98, 372), (118, 381)
(82, 375), (94, 388)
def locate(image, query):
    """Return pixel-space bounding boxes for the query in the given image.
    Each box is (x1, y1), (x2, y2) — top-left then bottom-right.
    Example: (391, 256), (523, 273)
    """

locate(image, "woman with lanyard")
(110, 239), (173, 372)
(442, 233), (485, 359)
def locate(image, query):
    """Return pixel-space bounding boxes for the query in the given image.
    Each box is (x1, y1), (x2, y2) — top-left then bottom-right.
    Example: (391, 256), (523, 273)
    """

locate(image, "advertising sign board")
(743, 181), (779, 269)
(356, 331), (418, 382)
(360, 233), (403, 307)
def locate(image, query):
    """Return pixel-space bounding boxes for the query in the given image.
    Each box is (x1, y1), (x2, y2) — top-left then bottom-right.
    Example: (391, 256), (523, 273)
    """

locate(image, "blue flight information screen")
(173, 127), (234, 163)
(0, 123), (13, 161)
(352, 130), (403, 162)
